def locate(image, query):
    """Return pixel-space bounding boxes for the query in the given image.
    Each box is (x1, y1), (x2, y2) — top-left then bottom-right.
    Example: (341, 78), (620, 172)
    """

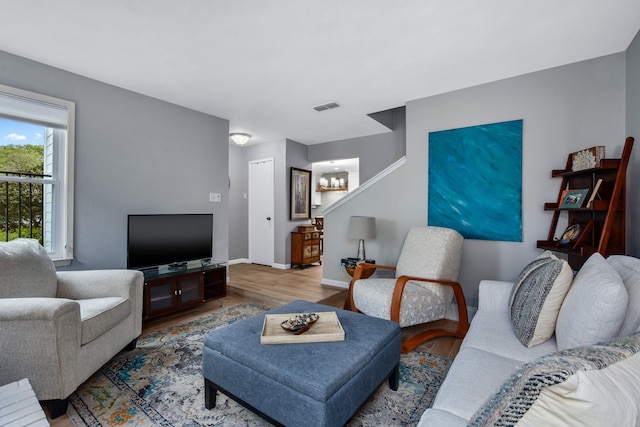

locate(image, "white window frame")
(0, 83), (75, 265)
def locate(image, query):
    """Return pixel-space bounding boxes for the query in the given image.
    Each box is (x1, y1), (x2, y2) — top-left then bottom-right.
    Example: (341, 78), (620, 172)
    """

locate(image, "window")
(0, 84), (75, 265)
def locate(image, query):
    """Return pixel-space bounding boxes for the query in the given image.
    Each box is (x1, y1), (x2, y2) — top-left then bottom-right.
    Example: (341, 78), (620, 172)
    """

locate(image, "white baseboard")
(228, 258), (249, 265)
(227, 259), (288, 270)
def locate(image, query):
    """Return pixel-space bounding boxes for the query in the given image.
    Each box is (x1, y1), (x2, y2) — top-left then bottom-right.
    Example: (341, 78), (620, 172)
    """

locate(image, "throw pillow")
(607, 255), (640, 336)
(468, 332), (640, 427)
(509, 252), (573, 347)
(555, 252), (627, 351)
(0, 238), (57, 298)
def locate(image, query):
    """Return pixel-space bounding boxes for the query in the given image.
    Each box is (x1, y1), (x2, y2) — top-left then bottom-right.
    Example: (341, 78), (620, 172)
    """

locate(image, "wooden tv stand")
(142, 263), (226, 320)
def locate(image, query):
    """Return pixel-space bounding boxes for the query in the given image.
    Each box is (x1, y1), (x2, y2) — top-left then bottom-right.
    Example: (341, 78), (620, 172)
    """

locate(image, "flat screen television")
(127, 214), (213, 270)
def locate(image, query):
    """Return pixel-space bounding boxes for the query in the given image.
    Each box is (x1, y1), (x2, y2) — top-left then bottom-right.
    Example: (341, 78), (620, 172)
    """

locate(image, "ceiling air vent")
(313, 102), (340, 112)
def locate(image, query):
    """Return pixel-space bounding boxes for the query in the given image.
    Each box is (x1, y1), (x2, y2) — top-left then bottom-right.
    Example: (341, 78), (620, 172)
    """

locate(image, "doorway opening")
(311, 158), (359, 218)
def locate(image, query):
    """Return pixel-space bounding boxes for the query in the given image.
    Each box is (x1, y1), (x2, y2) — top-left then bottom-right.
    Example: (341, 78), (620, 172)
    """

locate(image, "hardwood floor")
(47, 262), (462, 425)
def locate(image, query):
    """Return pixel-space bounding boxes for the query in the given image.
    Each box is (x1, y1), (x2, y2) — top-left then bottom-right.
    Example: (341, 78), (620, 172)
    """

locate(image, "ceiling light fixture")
(230, 133), (251, 145)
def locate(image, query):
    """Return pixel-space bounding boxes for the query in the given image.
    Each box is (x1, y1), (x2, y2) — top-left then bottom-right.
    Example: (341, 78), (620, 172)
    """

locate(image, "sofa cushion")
(353, 277), (451, 327)
(509, 252), (573, 347)
(0, 238), (57, 298)
(77, 297), (130, 345)
(431, 346), (524, 422)
(417, 408), (467, 427)
(607, 255), (640, 336)
(556, 252), (627, 351)
(462, 310), (558, 362)
(467, 332), (640, 427)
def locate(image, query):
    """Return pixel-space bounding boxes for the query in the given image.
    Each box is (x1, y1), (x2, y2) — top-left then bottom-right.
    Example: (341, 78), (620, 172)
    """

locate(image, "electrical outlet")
(209, 193), (221, 202)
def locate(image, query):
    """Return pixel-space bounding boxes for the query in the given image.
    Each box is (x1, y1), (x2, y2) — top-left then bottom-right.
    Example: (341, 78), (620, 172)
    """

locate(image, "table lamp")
(348, 216), (376, 261)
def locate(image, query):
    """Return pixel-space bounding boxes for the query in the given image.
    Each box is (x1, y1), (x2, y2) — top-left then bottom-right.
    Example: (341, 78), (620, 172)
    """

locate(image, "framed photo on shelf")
(559, 188), (589, 209)
(290, 167), (311, 220)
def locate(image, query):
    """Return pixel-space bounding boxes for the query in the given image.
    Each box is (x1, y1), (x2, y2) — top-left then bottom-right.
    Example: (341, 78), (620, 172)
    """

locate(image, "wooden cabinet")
(143, 264), (226, 320)
(291, 231), (322, 269)
(537, 137), (633, 269)
(203, 267), (226, 301)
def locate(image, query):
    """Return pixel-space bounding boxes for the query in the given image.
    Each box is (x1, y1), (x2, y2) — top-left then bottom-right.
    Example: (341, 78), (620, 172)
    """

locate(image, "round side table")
(345, 265), (375, 279)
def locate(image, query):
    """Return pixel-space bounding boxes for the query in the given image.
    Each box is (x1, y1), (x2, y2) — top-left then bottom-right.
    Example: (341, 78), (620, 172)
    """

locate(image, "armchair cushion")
(352, 278), (451, 327)
(0, 238), (56, 298)
(78, 297), (130, 345)
(395, 226), (462, 281)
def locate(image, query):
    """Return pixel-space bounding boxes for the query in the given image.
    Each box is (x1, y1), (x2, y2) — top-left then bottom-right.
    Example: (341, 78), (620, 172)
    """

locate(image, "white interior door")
(248, 158), (274, 266)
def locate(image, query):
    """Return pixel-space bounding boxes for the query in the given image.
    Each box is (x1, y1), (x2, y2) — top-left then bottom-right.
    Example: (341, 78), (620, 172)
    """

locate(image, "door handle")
(266, 217), (271, 221)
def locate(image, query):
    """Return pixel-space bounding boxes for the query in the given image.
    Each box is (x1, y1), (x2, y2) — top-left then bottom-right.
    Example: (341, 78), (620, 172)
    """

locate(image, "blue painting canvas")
(428, 120), (522, 241)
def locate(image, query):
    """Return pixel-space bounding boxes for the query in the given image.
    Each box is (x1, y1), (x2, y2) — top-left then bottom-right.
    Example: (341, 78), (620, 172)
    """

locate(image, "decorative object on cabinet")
(348, 216), (376, 261)
(290, 167), (311, 220)
(143, 264), (226, 320)
(537, 137), (634, 269)
(570, 145), (605, 171)
(291, 230), (322, 269)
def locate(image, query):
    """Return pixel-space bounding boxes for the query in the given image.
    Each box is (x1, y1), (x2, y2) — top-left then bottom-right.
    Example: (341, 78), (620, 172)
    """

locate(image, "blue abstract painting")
(428, 120), (523, 241)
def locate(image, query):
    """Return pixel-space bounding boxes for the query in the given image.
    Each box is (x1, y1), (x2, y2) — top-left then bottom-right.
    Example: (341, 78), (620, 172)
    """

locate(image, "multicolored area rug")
(68, 303), (451, 426)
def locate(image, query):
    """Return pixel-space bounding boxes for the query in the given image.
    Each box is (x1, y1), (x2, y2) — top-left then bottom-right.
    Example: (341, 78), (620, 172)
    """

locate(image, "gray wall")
(228, 143), (248, 260)
(232, 139), (288, 265)
(323, 53), (627, 307)
(228, 128), (403, 265)
(0, 50), (230, 270)
(308, 129), (404, 183)
(627, 30), (640, 257)
(284, 139), (313, 264)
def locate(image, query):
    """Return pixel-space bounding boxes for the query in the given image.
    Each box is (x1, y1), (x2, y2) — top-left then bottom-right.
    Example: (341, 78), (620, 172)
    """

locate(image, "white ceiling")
(1, 1), (639, 146)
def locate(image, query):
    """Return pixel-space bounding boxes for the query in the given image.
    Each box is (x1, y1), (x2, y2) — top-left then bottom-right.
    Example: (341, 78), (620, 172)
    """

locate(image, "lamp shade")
(230, 133), (251, 145)
(348, 216), (376, 240)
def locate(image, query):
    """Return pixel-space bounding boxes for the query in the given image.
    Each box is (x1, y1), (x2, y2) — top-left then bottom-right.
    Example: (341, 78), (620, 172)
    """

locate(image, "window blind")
(0, 88), (69, 129)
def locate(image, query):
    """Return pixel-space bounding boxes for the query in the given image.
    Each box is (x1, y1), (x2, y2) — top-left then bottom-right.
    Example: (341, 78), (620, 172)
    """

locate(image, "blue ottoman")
(203, 300), (401, 427)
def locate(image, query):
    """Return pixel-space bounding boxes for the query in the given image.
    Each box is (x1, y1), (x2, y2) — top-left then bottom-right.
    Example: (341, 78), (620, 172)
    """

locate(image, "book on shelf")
(586, 178), (603, 208)
(340, 257), (361, 268)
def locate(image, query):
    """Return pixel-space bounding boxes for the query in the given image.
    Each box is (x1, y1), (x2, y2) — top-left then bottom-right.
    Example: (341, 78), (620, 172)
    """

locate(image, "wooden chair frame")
(346, 263), (469, 354)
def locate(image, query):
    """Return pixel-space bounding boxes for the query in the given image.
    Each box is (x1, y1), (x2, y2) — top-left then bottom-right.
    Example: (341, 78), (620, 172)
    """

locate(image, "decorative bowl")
(281, 313), (319, 332)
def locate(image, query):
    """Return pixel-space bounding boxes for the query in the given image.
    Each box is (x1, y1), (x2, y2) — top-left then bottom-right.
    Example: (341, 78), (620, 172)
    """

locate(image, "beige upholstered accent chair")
(348, 226), (468, 353)
(0, 239), (143, 418)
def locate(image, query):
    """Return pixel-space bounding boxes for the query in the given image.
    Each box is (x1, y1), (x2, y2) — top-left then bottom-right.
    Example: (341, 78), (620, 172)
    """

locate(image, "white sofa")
(420, 252), (640, 426)
(0, 239), (144, 418)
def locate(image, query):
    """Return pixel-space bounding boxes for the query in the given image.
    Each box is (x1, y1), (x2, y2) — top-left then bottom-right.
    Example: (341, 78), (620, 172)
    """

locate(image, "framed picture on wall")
(290, 167), (311, 220)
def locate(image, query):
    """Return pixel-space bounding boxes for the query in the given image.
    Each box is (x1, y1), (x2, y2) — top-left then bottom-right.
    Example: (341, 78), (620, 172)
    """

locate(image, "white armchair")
(0, 239), (143, 418)
(348, 226), (468, 353)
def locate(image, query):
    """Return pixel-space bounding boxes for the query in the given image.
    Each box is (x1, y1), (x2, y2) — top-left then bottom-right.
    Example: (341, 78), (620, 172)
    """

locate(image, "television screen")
(127, 214), (213, 269)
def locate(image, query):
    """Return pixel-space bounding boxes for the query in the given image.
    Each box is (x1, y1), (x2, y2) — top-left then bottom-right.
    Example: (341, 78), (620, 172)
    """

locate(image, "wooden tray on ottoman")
(261, 311), (345, 344)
